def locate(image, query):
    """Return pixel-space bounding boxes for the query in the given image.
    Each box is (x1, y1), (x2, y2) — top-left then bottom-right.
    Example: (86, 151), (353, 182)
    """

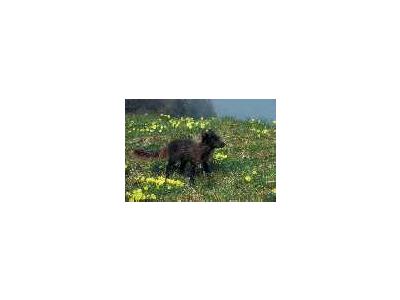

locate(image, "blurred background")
(125, 99), (276, 121)
(212, 99), (275, 121)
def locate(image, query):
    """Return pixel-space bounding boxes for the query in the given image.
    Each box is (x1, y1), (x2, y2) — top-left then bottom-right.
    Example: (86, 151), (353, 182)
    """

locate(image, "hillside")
(125, 99), (216, 118)
(125, 114), (276, 202)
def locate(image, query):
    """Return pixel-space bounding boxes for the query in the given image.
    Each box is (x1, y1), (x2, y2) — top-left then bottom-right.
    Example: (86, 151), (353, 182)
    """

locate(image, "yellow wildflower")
(214, 152), (228, 160)
(137, 176), (185, 188)
(128, 188), (158, 201)
(186, 121), (194, 129)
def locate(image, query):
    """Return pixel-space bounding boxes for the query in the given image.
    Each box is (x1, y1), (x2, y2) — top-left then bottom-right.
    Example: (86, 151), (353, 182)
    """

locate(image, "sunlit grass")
(125, 114), (276, 202)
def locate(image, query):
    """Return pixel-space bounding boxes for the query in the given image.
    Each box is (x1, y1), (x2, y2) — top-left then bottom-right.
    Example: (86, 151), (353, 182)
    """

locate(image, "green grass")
(125, 114), (276, 202)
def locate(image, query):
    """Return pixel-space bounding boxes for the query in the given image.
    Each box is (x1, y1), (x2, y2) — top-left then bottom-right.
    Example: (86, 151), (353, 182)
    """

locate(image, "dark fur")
(133, 148), (168, 159)
(134, 130), (225, 184)
(166, 130), (225, 184)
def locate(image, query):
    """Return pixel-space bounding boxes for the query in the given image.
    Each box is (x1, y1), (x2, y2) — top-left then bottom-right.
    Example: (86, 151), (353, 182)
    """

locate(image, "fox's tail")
(133, 147), (168, 159)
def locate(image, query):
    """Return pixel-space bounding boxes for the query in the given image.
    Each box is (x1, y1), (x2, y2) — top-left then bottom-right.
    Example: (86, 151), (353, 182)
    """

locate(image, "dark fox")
(134, 130), (226, 184)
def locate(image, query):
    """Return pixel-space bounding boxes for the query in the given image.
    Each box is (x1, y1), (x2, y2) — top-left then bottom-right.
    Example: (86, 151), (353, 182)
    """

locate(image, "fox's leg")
(188, 163), (196, 185)
(165, 160), (175, 178)
(179, 160), (188, 175)
(202, 161), (211, 174)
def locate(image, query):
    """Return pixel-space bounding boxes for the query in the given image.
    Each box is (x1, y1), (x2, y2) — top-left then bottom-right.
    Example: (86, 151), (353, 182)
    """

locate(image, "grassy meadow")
(125, 114), (276, 202)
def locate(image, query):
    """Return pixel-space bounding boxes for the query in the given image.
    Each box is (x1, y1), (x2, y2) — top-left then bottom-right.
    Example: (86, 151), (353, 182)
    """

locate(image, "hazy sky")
(211, 99), (276, 121)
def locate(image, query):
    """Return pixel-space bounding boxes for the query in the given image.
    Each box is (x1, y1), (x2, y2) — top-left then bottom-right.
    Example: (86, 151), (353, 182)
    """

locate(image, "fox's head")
(201, 130), (226, 149)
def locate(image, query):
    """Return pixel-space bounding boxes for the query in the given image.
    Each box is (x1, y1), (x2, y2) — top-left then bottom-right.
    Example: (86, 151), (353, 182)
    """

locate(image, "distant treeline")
(125, 99), (216, 118)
